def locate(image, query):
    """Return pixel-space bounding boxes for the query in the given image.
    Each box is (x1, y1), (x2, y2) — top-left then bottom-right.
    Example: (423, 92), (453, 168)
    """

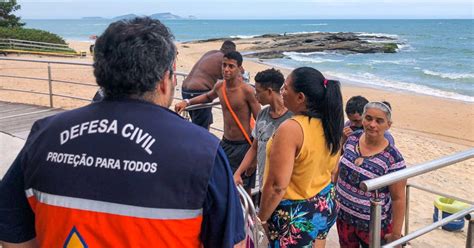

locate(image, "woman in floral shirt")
(257, 67), (344, 248)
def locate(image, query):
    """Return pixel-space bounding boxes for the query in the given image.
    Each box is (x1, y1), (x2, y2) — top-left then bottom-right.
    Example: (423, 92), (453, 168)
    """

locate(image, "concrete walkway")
(0, 101), (64, 140)
(0, 132), (25, 179)
(0, 101), (64, 179)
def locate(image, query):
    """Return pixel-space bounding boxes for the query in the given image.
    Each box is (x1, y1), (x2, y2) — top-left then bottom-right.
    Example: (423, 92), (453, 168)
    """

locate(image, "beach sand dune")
(0, 40), (472, 248)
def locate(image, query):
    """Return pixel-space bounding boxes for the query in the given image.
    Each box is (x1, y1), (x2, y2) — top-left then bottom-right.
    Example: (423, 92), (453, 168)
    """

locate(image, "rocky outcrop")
(188, 32), (399, 59)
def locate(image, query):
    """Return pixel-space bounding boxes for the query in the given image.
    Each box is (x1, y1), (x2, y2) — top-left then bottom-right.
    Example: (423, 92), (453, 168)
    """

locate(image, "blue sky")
(18, 0), (474, 19)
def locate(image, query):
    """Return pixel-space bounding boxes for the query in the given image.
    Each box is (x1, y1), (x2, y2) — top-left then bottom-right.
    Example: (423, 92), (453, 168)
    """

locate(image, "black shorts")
(182, 89), (213, 129)
(220, 137), (256, 189)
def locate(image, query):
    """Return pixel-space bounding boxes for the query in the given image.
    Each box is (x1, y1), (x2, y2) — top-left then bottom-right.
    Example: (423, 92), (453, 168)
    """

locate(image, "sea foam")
(326, 71), (474, 103)
(369, 59), (416, 65)
(283, 52), (343, 63)
(301, 23), (328, 26)
(356, 32), (399, 39)
(422, 70), (474, 80)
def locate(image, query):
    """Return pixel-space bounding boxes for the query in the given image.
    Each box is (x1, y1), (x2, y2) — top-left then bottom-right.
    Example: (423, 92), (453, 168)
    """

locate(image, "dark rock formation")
(187, 32), (399, 59)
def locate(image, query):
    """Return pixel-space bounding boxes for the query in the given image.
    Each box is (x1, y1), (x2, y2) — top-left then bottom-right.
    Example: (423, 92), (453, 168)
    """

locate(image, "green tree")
(0, 0), (24, 28)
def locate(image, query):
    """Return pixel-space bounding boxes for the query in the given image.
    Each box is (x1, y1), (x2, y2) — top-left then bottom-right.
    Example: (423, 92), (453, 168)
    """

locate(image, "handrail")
(0, 39), (74, 52)
(403, 183), (474, 239)
(0, 38), (70, 47)
(0, 42), (74, 51)
(0, 57), (189, 103)
(408, 183), (474, 205)
(0, 57), (92, 66)
(0, 57), (224, 135)
(384, 206), (474, 248)
(361, 148), (474, 192)
(185, 101), (221, 111)
(0, 88), (51, 97)
(0, 74), (49, 82)
(0, 58), (201, 74)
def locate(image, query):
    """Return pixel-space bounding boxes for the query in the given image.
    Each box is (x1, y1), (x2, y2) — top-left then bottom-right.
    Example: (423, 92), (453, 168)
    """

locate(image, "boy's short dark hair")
(254, 68), (285, 92)
(345, 95), (369, 115)
(223, 51), (243, 66)
(221, 40), (236, 54)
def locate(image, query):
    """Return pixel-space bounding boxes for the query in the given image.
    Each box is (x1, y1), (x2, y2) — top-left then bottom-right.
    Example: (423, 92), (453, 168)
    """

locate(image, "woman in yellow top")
(258, 67), (344, 248)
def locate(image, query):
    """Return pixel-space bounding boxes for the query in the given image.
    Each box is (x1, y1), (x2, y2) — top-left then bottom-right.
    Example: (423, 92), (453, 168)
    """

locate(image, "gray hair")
(363, 102), (392, 122)
(93, 17), (176, 98)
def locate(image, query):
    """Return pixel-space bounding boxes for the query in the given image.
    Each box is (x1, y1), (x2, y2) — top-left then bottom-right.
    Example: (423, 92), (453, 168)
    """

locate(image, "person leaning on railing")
(334, 101), (406, 248)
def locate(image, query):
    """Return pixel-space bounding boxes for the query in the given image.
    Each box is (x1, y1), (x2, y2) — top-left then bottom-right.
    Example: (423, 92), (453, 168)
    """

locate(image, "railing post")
(47, 63), (53, 108)
(405, 185), (410, 236)
(467, 213), (473, 248)
(370, 190), (382, 248)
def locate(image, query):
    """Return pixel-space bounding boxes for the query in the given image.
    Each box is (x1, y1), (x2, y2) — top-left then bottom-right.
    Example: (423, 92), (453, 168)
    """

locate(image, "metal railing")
(466, 213), (474, 248)
(0, 38), (77, 55)
(0, 38), (71, 50)
(360, 148), (474, 248)
(0, 57), (97, 107)
(0, 57), (224, 134)
(237, 184), (268, 247)
(404, 183), (474, 236)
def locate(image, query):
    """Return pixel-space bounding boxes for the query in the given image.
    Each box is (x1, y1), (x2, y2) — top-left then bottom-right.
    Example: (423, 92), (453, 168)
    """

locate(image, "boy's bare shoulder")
(242, 83), (256, 93)
(213, 80), (224, 90)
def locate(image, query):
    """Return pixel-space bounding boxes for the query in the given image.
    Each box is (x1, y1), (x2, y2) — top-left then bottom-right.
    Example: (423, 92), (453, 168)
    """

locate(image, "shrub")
(0, 27), (67, 44)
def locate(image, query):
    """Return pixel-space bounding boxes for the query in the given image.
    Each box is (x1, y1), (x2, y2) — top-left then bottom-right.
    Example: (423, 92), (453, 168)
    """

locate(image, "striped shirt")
(336, 131), (405, 231)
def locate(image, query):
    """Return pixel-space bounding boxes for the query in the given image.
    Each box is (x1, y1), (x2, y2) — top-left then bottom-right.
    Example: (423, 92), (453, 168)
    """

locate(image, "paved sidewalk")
(0, 101), (63, 179)
(0, 132), (25, 179)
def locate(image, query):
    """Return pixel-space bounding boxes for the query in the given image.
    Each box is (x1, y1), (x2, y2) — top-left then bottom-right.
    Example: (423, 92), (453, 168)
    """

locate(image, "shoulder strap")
(221, 80), (252, 145)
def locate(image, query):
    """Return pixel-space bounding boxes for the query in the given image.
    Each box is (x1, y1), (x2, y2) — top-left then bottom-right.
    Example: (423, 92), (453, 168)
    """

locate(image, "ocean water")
(25, 19), (474, 102)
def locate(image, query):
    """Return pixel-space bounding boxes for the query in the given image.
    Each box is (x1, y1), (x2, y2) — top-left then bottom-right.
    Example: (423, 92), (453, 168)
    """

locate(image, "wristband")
(184, 99), (190, 106)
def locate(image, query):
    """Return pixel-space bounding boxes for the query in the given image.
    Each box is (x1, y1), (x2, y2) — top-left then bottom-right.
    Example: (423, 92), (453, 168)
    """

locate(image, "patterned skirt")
(267, 183), (339, 248)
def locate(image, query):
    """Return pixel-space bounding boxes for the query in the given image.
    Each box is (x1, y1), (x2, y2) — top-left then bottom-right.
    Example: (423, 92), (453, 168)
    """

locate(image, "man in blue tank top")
(0, 17), (244, 248)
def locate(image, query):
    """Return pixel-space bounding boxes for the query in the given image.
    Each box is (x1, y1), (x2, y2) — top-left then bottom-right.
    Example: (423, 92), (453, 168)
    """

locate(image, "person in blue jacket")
(0, 17), (244, 248)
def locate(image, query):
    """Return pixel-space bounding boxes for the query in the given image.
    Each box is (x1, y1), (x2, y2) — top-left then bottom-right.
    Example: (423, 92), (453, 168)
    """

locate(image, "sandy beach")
(0, 39), (473, 247)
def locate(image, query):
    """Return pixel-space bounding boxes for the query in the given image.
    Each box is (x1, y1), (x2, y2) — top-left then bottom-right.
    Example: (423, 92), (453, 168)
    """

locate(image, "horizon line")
(23, 17), (474, 20)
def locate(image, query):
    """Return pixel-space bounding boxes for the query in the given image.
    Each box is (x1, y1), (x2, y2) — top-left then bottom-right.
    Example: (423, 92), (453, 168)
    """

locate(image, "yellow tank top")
(263, 115), (339, 200)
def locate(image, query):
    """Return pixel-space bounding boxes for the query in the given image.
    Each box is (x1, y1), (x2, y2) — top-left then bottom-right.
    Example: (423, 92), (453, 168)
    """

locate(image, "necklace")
(354, 142), (365, 166)
(354, 137), (390, 167)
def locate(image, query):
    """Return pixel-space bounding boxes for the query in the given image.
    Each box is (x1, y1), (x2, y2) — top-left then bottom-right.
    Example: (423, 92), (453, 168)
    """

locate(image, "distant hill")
(112, 14), (139, 20)
(149, 12), (182, 20)
(110, 12), (191, 21)
(81, 17), (106, 20)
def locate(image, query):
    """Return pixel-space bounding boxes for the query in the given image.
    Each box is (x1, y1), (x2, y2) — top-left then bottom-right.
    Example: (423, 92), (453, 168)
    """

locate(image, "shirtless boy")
(176, 51), (260, 192)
